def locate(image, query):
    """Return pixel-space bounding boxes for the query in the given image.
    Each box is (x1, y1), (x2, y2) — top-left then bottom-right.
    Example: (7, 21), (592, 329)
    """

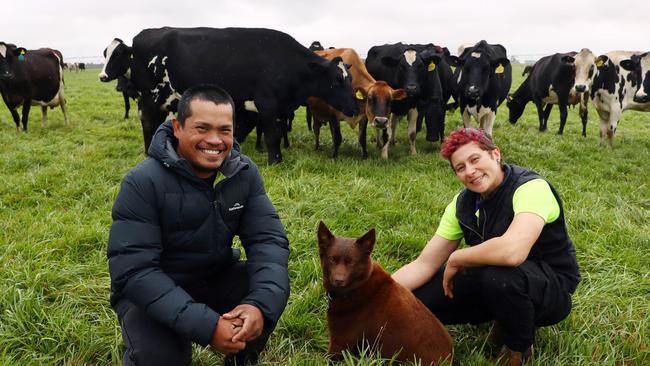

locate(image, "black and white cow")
(451, 40), (512, 136)
(590, 51), (650, 147)
(116, 75), (138, 119)
(0, 42), (69, 131)
(99, 28), (357, 164)
(413, 44), (457, 143)
(366, 43), (439, 159)
(507, 48), (596, 136)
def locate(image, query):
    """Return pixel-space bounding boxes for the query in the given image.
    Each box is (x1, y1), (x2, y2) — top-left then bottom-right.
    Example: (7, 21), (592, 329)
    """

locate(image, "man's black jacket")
(108, 120), (290, 346)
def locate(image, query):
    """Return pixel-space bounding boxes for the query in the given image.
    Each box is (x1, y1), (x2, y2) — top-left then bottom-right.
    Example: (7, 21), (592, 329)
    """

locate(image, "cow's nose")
(575, 84), (586, 93)
(633, 94), (649, 103)
(373, 116), (388, 128)
(466, 86), (480, 99)
(405, 85), (418, 96)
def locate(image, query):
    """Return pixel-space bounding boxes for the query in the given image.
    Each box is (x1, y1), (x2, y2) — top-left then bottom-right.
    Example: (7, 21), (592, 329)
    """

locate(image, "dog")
(317, 221), (453, 365)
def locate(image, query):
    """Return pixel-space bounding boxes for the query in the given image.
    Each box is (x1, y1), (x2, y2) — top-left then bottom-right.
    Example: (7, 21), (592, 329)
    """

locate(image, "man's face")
(172, 99), (234, 178)
(450, 142), (503, 197)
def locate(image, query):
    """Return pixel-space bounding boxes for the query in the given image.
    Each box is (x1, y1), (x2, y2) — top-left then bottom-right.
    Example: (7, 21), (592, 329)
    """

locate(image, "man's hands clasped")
(210, 304), (265, 355)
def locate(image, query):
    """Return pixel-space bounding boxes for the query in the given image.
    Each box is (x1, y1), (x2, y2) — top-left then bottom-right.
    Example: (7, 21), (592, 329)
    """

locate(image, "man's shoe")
(495, 345), (533, 366)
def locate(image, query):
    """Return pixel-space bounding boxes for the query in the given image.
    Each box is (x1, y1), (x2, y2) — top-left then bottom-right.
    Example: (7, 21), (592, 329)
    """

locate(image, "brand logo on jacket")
(228, 202), (244, 212)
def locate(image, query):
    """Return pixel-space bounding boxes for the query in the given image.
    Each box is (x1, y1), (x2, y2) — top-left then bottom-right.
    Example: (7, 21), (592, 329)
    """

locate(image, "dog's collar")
(326, 290), (349, 304)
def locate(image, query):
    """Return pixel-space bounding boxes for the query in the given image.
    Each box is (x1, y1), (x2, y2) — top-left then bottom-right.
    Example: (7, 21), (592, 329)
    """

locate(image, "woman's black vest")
(456, 164), (580, 293)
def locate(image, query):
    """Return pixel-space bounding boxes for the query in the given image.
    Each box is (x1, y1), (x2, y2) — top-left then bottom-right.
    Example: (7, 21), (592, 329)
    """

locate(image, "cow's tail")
(522, 65), (534, 77)
(52, 50), (65, 84)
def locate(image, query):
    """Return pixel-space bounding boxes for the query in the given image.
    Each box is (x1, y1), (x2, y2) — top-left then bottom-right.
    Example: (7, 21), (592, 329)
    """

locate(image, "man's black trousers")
(113, 262), (271, 366)
(413, 261), (574, 352)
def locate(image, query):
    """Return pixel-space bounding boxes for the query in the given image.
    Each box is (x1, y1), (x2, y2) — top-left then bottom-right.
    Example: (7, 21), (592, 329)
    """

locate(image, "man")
(393, 128), (580, 365)
(108, 85), (290, 366)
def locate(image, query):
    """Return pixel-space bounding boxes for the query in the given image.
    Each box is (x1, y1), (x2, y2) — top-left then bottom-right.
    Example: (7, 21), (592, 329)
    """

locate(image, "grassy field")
(0, 66), (648, 365)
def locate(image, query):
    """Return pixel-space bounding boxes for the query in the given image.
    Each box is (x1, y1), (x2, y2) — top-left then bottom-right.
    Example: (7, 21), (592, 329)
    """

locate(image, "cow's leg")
(58, 84), (70, 125)
(329, 116), (342, 159)
(305, 106), (313, 131)
(481, 110), (496, 137)
(139, 102), (166, 155)
(407, 107), (418, 155)
(381, 115), (398, 160)
(313, 118), (322, 151)
(596, 109), (610, 146)
(534, 102), (546, 131)
(389, 114), (399, 146)
(358, 118), (368, 159)
(461, 108), (472, 129)
(557, 103), (568, 135)
(416, 106), (424, 133)
(262, 117), (283, 164)
(605, 111), (619, 148)
(542, 104), (553, 131)
(41, 106), (48, 128)
(375, 127), (383, 149)
(255, 125), (264, 152)
(123, 92), (131, 119)
(282, 118), (290, 148)
(579, 94), (588, 137)
(9, 108), (20, 132)
(20, 101), (31, 131)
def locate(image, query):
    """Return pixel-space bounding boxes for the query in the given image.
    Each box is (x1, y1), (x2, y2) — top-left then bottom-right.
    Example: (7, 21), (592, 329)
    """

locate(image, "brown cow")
(307, 48), (406, 158)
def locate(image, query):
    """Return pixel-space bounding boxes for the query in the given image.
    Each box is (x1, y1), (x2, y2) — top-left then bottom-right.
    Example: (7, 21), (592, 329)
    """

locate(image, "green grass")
(0, 66), (648, 365)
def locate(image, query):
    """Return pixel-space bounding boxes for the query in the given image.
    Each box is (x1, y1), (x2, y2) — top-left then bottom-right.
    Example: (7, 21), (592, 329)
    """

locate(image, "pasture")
(0, 65), (648, 365)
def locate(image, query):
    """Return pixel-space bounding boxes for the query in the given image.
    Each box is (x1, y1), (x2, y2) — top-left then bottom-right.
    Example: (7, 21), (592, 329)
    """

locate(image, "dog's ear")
(317, 221), (334, 253)
(356, 228), (376, 256)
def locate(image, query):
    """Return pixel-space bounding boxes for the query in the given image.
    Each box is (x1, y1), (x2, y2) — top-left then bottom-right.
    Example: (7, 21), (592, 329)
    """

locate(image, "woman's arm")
(392, 235), (460, 290)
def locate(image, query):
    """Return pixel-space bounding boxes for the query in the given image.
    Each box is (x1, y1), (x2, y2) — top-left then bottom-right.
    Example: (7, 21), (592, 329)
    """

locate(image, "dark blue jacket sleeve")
(237, 163), (290, 327)
(107, 170), (219, 346)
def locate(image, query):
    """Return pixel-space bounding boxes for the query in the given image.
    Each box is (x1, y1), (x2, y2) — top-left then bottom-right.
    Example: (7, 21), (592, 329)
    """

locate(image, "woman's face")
(450, 142), (504, 197)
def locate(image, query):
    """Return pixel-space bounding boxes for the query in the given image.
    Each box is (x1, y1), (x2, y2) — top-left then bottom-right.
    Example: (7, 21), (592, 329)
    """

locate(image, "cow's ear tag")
(355, 90), (364, 100)
(596, 59), (604, 68)
(428, 62), (436, 72)
(18, 50), (26, 62)
(495, 64), (504, 74)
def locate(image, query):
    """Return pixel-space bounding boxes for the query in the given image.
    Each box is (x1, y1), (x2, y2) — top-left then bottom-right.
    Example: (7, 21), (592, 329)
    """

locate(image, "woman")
(393, 128), (580, 366)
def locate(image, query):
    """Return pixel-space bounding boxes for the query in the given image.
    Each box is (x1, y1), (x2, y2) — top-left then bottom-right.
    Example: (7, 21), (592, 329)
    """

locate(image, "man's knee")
(123, 345), (191, 366)
(117, 301), (192, 366)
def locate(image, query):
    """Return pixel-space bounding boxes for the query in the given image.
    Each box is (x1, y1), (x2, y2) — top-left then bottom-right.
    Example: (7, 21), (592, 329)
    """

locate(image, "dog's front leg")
(327, 336), (356, 362)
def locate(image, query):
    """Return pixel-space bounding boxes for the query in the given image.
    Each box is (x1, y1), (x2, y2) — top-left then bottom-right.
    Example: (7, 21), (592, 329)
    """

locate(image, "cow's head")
(380, 47), (427, 97)
(99, 38), (131, 82)
(453, 45), (510, 102)
(572, 48), (596, 94)
(309, 56), (357, 117)
(506, 93), (527, 124)
(309, 41), (324, 51)
(0, 42), (26, 80)
(354, 81), (406, 129)
(621, 52), (650, 104)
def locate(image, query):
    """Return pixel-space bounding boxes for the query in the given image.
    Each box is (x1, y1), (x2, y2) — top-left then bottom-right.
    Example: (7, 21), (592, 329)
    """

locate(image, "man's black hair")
(176, 84), (236, 127)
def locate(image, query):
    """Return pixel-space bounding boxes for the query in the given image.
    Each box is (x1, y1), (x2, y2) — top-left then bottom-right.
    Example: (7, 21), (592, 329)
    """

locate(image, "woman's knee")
(479, 266), (527, 297)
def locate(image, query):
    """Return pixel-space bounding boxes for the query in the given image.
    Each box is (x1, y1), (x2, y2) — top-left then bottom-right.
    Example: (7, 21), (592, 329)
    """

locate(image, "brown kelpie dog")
(317, 221), (453, 365)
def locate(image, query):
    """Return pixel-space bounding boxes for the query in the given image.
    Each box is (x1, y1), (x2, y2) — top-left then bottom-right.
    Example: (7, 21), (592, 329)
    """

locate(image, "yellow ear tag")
(355, 90), (364, 100)
(495, 64), (504, 74)
(596, 59), (604, 68)
(428, 62), (436, 72)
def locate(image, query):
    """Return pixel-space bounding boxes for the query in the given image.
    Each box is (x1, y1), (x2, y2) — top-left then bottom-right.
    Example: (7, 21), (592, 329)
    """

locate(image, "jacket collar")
(148, 119), (248, 182)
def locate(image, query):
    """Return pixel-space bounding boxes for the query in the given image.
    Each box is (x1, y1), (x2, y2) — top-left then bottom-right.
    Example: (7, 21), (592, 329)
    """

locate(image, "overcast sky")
(4, 0), (648, 64)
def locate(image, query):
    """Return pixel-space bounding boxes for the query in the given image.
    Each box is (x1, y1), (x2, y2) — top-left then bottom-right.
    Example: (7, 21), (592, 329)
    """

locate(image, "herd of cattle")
(1, 28), (649, 164)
